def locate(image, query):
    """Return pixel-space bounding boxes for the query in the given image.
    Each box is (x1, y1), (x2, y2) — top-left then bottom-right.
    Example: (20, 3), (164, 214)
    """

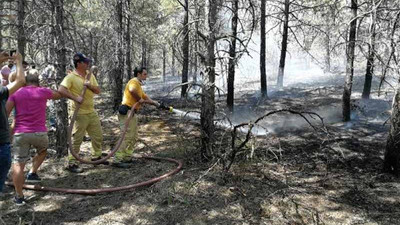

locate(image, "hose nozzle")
(158, 101), (171, 111)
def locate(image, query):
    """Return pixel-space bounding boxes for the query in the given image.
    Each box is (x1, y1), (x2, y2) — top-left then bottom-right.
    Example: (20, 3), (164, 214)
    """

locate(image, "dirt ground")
(1, 74), (400, 225)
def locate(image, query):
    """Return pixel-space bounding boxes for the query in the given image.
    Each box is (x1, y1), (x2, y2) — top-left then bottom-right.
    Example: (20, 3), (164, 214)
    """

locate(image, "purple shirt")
(9, 86), (53, 133)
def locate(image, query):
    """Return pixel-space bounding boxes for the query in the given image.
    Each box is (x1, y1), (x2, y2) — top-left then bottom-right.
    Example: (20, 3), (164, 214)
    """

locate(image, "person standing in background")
(0, 51), (25, 197)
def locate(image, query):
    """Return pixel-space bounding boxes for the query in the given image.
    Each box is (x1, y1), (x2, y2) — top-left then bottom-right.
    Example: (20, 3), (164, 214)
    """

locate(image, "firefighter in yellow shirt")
(58, 53), (105, 173)
(113, 67), (158, 168)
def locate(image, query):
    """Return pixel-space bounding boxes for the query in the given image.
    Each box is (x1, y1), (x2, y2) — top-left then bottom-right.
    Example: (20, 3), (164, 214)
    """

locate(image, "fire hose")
(12, 156), (182, 195)
(68, 80), (131, 164)
(68, 81), (172, 164)
(7, 77), (182, 194)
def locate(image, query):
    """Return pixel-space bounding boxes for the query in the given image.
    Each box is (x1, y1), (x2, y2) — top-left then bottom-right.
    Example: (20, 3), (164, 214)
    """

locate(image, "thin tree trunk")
(324, 35), (331, 72)
(163, 47), (166, 82)
(125, 0), (132, 81)
(227, 0), (238, 111)
(260, 0), (267, 97)
(277, 0), (289, 88)
(200, 0), (218, 160)
(193, 0), (201, 83)
(194, 35), (198, 83)
(172, 46), (176, 76)
(324, 6), (334, 72)
(141, 39), (147, 68)
(362, 2), (377, 99)
(0, 0), (3, 50)
(342, 0), (358, 121)
(181, 0), (189, 97)
(6, 1), (12, 50)
(194, 48), (198, 82)
(114, 0), (124, 111)
(17, 0), (26, 57)
(147, 43), (152, 71)
(52, 0), (68, 157)
(189, 46), (193, 82)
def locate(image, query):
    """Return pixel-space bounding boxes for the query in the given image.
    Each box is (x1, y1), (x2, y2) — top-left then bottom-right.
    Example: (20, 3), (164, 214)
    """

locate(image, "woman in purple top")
(6, 69), (61, 205)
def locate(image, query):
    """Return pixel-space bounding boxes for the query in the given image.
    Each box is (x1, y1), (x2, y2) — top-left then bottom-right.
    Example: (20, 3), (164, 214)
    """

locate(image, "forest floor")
(1, 72), (400, 225)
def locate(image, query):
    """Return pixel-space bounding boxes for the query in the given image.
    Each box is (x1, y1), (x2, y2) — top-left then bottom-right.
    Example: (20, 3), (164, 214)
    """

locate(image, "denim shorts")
(12, 132), (48, 163)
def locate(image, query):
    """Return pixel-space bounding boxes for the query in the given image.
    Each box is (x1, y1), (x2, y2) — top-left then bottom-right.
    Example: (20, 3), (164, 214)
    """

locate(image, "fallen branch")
(224, 109), (328, 172)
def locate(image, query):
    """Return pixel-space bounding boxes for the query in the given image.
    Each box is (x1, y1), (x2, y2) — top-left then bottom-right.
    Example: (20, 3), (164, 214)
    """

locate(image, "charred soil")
(0, 75), (398, 225)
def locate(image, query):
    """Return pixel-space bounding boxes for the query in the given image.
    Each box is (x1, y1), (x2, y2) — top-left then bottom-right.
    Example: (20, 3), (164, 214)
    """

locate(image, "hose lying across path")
(9, 156), (182, 195)
(7, 76), (183, 194)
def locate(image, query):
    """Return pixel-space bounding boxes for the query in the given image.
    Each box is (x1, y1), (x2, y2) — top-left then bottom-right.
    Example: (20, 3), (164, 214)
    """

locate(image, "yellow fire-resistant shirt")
(60, 70), (99, 115)
(121, 77), (147, 110)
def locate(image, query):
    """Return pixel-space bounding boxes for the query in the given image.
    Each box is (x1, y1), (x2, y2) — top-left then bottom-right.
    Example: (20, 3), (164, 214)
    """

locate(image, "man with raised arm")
(58, 53), (105, 173)
(0, 51), (25, 198)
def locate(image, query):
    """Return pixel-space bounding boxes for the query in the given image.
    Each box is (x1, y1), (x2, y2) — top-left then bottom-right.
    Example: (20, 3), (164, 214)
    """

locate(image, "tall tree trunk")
(193, 48), (198, 83)
(52, 0), (68, 157)
(260, 0), (267, 97)
(383, 10), (400, 174)
(324, 6), (334, 72)
(141, 39), (147, 67)
(362, 2), (377, 99)
(17, 0), (26, 57)
(193, 36), (198, 83)
(277, 0), (289, 88)
(113, 0), (124, 111)
(227, 0), (238, 111)
(172, 45), (176, 76)
(324, 35), (331, 72)
(147, 43), (152, 71)
(6, 1), (12, 50)
(189, 46), (193, 82)
(181, 0), (189, 97)
(384, 84), (400, 174)
(125, 0), (132, 81)
(163, 47), (166, 82)
(200, 0), (218, 160)
(342, 0), (358, 121)
(193, 0), (202, 83)
(0, 0), (3, 50)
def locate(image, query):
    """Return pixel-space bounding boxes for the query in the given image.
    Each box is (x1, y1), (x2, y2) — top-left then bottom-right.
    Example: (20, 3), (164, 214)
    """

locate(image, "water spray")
(156, 101), (267, 136)
(157, 101), (202, 121)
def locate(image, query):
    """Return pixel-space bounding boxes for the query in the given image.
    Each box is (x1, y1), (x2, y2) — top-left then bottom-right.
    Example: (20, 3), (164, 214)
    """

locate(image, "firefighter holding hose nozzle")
(113, 66), (161, 168)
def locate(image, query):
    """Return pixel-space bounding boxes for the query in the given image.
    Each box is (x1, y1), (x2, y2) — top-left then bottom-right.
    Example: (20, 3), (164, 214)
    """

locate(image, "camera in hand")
(9, 50), (16, 56)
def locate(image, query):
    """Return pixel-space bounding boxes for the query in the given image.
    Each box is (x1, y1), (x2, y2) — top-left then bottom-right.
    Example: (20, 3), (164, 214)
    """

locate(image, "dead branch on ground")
(222, 109), (328, 172)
